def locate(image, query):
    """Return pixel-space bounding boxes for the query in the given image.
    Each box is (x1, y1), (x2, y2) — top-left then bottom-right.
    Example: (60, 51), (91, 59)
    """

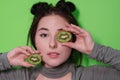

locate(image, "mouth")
(47, 52), (60, 58)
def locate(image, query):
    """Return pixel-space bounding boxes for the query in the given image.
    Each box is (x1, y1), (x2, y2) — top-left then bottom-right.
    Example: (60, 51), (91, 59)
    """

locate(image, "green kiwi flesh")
(57, 31), (72, 43)
(26, 54), (41, 65)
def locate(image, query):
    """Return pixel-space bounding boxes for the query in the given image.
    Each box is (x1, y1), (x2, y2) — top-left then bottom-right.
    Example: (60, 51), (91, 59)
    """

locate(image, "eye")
(40, 33), (48, 38)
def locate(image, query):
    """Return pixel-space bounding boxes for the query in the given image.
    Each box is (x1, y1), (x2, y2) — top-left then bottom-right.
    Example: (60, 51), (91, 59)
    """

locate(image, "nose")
(49, 36), (57, 49)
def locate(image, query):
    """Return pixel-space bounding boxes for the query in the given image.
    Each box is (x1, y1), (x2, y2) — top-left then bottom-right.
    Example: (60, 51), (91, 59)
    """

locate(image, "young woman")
(0, 0), (120, 80)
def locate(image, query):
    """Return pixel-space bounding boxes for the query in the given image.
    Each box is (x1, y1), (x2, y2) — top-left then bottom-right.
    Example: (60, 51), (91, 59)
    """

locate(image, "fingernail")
(71, 24), (74, 26)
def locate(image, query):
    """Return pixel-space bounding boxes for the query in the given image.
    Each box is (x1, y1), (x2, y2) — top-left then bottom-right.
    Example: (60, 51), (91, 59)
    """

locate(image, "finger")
(20, 46), (35, 54)
(16, 48), (31, 56)
(70, 24), (86, 33)
(9, 48), (30, 57)
(65, 22), (70, 28)
(77, 32), (87, 38)
(63, 26), (80, 35)
(34, 50), (40, 54)
(71, 24), (91, 37)
(64, 23), (82, 35)
(65, 23), (80, 32)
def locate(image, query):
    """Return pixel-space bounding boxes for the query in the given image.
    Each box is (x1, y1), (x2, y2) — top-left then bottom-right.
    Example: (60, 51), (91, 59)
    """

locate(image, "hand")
(62, 23), (94, 54)
(7, 46), (40, 67)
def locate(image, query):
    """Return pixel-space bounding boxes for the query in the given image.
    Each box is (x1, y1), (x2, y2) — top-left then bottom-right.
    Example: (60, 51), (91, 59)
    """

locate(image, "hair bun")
(56, 0), (76, 12)
(66, 2), (75, 12)
(31, 2), (49, 15)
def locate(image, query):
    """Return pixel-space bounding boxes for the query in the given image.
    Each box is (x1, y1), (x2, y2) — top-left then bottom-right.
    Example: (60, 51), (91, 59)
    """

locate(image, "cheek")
(35, 41), (48, 50)
(61, 47), (72, 62)
(35, 36), (48, 50)
(61, 47), (72, 55)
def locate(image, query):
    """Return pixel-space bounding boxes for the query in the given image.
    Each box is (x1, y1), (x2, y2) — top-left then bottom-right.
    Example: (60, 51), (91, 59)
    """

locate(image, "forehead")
(37, 15), (68, 30)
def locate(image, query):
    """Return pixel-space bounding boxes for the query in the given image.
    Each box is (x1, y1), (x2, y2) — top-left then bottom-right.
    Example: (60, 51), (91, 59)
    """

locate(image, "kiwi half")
(56, 31), (72, 43)
(26, 53), (41, 65)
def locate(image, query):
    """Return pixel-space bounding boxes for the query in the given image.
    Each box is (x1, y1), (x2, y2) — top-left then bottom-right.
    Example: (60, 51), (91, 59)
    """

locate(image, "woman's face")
(35, 15), (72, 68)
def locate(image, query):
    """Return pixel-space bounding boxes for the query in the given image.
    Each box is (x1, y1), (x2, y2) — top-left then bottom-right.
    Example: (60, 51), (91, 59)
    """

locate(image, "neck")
(40, 62), (73, 78)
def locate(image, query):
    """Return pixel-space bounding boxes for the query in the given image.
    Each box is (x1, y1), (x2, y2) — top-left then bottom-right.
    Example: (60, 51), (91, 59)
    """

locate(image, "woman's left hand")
(62, 23), (94, 55)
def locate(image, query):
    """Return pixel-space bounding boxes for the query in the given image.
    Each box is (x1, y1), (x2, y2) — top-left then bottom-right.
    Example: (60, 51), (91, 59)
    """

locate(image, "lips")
(47, 52), (60, 58)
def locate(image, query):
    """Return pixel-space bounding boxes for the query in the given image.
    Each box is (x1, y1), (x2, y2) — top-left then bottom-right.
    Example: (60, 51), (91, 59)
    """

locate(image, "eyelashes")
(39, 33), (48, 38)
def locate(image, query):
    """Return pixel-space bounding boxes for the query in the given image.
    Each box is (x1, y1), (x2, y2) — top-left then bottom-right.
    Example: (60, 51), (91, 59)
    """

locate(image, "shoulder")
(0, 67), (31, 80)
(75, 65), (120, 80)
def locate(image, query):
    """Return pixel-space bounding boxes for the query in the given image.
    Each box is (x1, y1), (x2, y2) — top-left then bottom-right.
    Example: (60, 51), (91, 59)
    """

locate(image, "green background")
(0, 0), (120, 66)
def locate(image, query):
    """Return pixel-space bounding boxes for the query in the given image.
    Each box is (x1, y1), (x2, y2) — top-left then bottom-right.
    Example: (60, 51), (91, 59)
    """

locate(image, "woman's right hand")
(7, 46), (39, 67)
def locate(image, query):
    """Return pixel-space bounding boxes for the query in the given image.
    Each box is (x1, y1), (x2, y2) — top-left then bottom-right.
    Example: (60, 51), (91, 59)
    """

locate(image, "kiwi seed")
(56, 31), (72, 43)
(26, 53), (41, 65)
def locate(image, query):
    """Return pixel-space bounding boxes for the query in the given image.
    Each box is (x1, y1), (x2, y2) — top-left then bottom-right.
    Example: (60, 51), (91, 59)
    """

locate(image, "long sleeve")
(77, 43), (120, 80)
(0, 53), (11, 71)
(0, 53), (30, 80)
(89, 43), (120, 70)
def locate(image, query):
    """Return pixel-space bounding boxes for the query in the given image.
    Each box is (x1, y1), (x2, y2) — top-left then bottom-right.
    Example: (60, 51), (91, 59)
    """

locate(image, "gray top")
(0, 43), (120, 80)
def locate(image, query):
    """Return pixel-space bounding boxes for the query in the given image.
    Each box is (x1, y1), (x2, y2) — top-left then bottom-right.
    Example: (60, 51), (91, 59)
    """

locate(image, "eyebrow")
(38, 28), (49, 31)
(38, 27), (63, 32)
